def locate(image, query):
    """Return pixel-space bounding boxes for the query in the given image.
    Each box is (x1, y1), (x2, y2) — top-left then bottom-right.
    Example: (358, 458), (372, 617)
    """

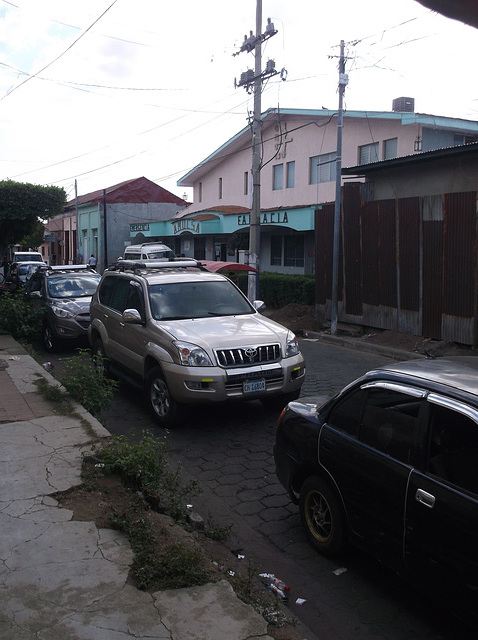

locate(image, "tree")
(0, 180), (66, 251)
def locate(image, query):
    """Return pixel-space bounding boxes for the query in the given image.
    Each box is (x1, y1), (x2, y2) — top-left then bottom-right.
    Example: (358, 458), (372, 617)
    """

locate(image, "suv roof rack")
(109, 259), (207, 273)
(127, 242), (169, 248)
(48, 264), (97, 273)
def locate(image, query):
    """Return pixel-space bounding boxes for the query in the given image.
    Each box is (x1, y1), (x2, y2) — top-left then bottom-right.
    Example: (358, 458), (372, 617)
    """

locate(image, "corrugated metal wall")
(314, 185), (478, 345)
(398, 197), (420, 334)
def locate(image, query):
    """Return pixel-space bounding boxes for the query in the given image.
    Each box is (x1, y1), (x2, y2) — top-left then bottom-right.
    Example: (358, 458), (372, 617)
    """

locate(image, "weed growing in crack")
(230, 557), (261, 603)
(34, 375), (73, 413)
(204, 514), (233, 541)
(109, 496), (209, 590)
(60, 348), (118, 417)
(90, 431), (200, 522)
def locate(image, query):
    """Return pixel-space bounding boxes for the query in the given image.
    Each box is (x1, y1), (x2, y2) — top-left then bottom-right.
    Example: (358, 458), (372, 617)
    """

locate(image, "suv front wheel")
(43, 324), (60, 352)
(147, 366), (182, 428)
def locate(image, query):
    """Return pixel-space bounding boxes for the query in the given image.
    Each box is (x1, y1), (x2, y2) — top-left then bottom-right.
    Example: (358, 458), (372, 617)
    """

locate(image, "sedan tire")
(299, 476), (346, 556)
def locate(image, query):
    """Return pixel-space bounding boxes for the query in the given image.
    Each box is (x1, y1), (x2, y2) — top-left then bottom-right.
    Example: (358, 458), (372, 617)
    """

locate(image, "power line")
(1, 0), (119, 100)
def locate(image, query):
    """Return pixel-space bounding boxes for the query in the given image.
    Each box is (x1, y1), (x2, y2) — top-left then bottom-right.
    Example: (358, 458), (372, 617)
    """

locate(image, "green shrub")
(258, 272), (315, 307)
(0, 292), (44, 341)
(230, 271), (314, 307)
(60, 349), (118, 416)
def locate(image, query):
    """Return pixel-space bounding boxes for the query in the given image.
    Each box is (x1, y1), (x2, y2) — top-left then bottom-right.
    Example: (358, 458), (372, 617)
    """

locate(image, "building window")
(310, 152), (336, 184)
(218, 177), (223, 199)
(358, 142), (379, 165)
(284, 234), (304, 267)
(286, 161), (295, 188)
(270, 235), (282, 266)
(454, 134), (478, 146)
(383, 138), (398, 160)
(244, 171), (249, 195)
(273, 164), (284, 190)
(198, 182), (203, 203)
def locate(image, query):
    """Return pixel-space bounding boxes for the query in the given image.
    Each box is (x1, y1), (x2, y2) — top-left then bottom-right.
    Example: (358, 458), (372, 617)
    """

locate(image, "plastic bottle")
(268, 577), (290, 602)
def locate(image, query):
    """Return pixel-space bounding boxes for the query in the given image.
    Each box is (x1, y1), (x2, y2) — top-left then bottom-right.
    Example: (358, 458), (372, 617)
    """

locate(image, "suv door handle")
(415, 488), (435, 509)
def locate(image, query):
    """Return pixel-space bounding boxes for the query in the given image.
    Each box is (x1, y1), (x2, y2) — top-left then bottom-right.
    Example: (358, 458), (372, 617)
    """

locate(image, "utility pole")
(234, 1), (279, 301)
(249, 1), (262, 301)
(75, 180), (79, 263)
(330, 40), (348, 335)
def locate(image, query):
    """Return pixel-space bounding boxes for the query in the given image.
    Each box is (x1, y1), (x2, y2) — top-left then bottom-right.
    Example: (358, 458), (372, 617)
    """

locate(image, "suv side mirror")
(123, 308), (143, 324)
(253, 300), (266, 312)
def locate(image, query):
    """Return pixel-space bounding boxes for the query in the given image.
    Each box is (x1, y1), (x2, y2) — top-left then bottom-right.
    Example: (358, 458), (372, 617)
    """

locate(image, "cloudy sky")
(0, 0), (476, 202)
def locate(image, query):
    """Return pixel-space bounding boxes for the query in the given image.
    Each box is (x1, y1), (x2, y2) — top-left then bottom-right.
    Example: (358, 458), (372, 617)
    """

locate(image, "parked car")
(88, 259), (305, 427)
(123, 242), (175, 261)
(29, 265), (101, 351)
(16, 261), (45, 283)
(12, 251), (44, 263)
(274, 357), (478, 625)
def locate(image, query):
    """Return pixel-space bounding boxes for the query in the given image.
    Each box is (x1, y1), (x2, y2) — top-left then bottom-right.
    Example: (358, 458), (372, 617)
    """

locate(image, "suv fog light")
(186, 379), (212, 390)
(291, 366), (303, 380)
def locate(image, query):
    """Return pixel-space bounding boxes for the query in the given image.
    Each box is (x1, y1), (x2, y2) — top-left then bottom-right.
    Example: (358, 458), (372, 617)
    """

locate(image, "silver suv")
(88, 260), (306, 427)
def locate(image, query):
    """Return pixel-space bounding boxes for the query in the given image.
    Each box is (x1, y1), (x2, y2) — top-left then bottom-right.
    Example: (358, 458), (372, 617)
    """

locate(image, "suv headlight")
(174, 341), (213, 366)
(285, 331), (300, 357)
(52, 306), (74, 319)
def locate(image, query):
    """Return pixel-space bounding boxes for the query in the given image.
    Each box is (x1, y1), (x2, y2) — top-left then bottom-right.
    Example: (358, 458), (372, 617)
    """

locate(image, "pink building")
(144, 103), (478, 274)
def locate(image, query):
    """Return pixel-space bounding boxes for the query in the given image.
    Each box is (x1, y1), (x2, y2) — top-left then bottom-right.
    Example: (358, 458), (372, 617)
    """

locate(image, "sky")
(0, 0), (477, 204)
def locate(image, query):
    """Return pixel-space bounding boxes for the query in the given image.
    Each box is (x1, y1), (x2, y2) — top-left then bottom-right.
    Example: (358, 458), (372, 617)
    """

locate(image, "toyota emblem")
(244, 347), (257, 361)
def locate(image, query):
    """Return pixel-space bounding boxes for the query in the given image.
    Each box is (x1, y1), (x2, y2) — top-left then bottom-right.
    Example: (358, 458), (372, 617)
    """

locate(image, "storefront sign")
(130, 223), (150, 232)
(173, 219), (200, 234)
(237, 211), (289, 226)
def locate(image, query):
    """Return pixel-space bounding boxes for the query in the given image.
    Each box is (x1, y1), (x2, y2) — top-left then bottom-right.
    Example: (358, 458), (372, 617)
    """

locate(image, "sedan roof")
(372, 357), (478, 397)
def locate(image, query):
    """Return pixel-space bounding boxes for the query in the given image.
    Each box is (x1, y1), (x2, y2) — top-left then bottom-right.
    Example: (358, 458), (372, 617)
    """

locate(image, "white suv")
(88, 259), (306, 427)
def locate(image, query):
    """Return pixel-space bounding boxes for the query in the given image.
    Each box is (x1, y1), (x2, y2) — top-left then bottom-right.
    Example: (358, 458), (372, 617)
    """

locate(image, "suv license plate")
(243, 379), (266, 394)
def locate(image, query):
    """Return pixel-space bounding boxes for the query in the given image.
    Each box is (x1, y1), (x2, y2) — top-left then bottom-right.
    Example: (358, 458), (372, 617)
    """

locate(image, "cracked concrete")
(0, 335), (273, 640)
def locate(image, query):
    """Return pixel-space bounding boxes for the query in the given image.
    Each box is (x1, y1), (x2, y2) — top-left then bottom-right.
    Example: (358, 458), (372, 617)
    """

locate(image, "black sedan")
(274, 357), (478, 626)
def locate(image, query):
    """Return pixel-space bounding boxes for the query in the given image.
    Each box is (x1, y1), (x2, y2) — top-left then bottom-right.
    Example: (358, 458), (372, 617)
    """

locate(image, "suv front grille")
(216, 344), (281, 368)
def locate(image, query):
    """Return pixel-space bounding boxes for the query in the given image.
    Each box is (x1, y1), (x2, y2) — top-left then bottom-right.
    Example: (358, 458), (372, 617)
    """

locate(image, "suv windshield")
(149, 280), (253, 320)
(47, 273), (101, 299)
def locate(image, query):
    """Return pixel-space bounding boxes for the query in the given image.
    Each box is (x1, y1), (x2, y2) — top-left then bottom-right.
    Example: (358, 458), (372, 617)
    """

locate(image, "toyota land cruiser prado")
(88, 259), (305, 427)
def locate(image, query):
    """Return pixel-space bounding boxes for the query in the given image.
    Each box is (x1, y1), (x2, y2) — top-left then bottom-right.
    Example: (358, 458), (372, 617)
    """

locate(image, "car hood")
(156, 313), (291, 348)
(50, 297), (92, 312)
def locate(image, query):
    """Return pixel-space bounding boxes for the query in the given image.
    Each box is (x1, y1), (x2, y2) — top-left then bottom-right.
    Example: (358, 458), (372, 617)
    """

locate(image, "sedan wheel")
(299, 476), (346, 556)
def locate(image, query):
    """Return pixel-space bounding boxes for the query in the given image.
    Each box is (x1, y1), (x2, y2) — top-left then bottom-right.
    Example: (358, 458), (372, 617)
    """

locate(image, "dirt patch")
(56, 462), (304, 640)
(266, 304), (474, 358)
(266, 304), (318, 335)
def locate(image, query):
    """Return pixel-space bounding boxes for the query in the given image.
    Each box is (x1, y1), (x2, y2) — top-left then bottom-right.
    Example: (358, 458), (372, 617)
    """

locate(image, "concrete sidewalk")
(0, 334), (274, 640)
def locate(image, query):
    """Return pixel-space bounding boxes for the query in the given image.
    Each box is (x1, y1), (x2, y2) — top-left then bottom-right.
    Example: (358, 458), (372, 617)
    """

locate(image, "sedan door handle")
(415, 488), (435, 509)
